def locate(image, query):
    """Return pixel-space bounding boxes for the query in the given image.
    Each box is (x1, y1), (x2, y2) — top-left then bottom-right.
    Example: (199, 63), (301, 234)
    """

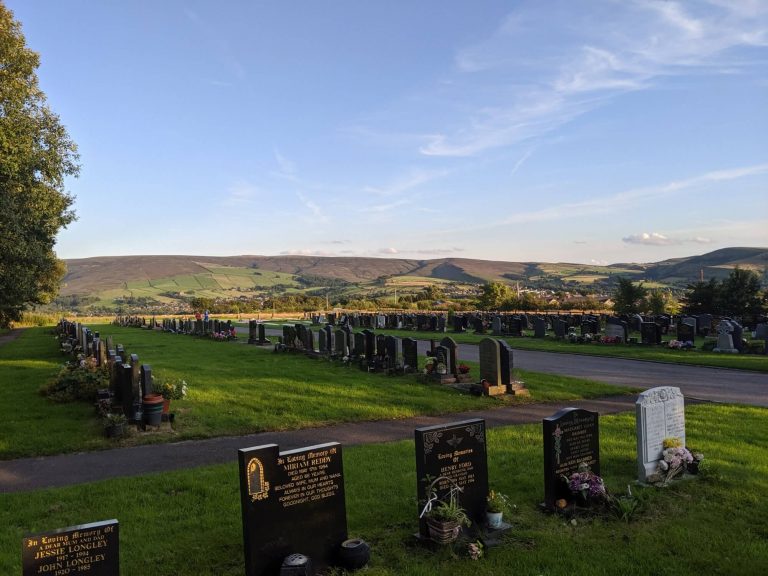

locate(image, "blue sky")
(9, 0), (767, 264)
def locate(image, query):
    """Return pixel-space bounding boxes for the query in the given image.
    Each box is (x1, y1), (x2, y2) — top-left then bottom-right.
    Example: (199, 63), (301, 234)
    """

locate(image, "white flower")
(659, 460), (669, 471)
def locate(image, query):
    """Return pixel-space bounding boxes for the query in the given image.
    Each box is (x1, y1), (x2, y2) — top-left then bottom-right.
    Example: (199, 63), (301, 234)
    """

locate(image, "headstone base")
(506, 382), (530, 396)
(485, 384), (507, 396)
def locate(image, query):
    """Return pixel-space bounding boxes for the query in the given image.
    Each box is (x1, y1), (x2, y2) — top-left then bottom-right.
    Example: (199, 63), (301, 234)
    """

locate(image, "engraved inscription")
(273, 447), (342, 508)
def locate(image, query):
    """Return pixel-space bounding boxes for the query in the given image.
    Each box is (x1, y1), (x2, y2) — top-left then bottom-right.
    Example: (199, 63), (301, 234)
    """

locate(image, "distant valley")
(57, 247), (768, 313)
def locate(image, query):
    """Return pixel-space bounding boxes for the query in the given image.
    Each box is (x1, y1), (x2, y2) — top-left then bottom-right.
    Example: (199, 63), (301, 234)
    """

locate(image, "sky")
(8, 0), (768, 265)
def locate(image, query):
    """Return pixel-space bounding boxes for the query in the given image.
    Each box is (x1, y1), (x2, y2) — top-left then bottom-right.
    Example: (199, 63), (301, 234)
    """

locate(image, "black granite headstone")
(140, 365), (153, 396)
(542, 408), (600, 509)
(415, 419), (488, 537)
(478, 338), (501, 386)
(677, 321), (695, 343)
(238, 442), (348, 576)
(498, 340), (514, 385)
(23, 520), (119, 576)
(439, 337), (458, 376)
(402, 338), (418, 371)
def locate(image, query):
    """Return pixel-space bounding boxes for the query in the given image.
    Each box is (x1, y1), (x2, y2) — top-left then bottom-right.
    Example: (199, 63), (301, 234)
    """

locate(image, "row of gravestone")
(266, 322), (528, 395)
(310, 311), (729, 333)
(23, 383), (690, 576)
(58, 320), (155, 423)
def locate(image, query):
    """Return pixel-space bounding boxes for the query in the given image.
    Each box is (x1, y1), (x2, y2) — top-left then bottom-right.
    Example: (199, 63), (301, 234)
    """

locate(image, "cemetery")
(2, 2), (767, 573)
(1, 322), (767, 575)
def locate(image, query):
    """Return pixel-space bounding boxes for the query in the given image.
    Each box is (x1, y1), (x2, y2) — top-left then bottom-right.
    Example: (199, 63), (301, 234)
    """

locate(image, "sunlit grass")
(0, 326), (631, 459)
(0, 404), (765, 575)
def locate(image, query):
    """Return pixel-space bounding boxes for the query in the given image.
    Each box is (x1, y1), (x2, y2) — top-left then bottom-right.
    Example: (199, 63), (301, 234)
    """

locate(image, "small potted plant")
(104, 412), (127, 438)
(458, 363), (471, 375)
(420, 476), (471, 544)
(486, 489), (510, 528)
(157, 377), (188, 413)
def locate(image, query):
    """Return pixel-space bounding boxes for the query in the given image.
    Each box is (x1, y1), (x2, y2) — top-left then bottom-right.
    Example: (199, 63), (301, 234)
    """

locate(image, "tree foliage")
(682, 268), (765, 317)
(0, 4), (79, 327)
(611, 277), (648, 315)
(477, 281), (511, 310)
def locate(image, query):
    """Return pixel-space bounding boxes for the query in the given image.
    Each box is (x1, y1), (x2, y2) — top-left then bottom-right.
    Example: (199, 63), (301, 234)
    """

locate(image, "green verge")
(0, 327), (632, 460)
(355, 327), (768, 372)
(0, 404), (766, 575)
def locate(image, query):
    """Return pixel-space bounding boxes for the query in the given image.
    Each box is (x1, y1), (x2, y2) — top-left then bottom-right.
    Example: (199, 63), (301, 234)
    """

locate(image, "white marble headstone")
(636, 386), (685, 482)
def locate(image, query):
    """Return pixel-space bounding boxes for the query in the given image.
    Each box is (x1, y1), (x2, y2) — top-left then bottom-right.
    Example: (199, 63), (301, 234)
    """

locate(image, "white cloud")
(378, 247), (399, 254)
(622, 232), (679, 246)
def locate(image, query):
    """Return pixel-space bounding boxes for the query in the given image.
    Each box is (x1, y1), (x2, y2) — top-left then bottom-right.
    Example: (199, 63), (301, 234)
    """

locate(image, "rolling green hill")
(57, 248), (768, 312)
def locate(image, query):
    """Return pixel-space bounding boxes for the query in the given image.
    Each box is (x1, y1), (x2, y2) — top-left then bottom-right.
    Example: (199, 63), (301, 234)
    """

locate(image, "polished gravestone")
(238, 442), (348, 576)
(543, 408), (600, 509)
(415, 419), (488, 537)
(23, 520), (119, 576)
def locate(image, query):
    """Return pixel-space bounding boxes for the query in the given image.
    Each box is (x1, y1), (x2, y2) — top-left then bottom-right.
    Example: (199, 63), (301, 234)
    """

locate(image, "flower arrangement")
(157, 378), (188, 401)
(458, 363), (471, 374)
(104, 412), (127, 425)
(486, 490), (510, 514)
(648, 437), (703, 485)
(423, 357), (436, 374)
(564, 462), (606, 504)
(599, 336), (623, 345)
(212, 330), (236, 341)
(667, 339), (694, 349)
(467, 540), (484, 560)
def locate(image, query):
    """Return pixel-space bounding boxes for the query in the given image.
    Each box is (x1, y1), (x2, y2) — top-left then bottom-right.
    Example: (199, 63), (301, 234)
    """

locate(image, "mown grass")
(0, 327), (631, 459)
(0, 404), (765, 575)
(359, 327), (768, 372)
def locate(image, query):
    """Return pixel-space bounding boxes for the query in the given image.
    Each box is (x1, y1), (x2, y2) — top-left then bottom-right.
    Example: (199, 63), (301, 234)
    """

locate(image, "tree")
(612, 277), (648, 315)
(681, 279), (721, 315)
(421, 284), (444, 301)
(0, 4), (79, 327)
(720, 267), (764, 318)
(477, 281), (511, 310)
(681, 268), (765, 318)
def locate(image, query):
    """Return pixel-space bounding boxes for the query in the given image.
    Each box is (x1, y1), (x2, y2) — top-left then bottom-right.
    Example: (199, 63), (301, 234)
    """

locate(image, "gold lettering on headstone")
(273, 448), (342, 508)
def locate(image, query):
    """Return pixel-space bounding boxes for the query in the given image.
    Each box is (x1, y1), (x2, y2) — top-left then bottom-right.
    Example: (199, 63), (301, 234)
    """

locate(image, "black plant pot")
(339, 538), (371, 571)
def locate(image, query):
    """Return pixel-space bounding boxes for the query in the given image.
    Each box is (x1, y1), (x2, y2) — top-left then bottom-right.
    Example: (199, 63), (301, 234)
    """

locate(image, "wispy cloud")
(363, 169), (447, 197)
(420, 0), (768, 157)
(222, 180), (261, 207)
(296, 192), (326, 222)
(510, 147), (535, 176)
(498, 163), (768, 225)
(622, 232), (715, 247)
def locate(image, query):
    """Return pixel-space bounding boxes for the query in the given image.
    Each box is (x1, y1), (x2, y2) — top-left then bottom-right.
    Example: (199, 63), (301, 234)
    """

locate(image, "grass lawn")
(0, 327), (632, 460)
(1, 404), (765, 575)
(347, 326), (768, 372)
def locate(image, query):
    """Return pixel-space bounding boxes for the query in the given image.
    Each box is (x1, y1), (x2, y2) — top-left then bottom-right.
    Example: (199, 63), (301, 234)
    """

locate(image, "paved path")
(0, 395), (639, 494)
(448, 343), (768, 407)
(0, 328), (25, 347)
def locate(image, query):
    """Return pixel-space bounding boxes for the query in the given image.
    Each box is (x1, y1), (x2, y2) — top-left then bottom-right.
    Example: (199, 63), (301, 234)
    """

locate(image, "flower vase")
(486, 511), (503, 529)
(162, 399), (170, 414)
